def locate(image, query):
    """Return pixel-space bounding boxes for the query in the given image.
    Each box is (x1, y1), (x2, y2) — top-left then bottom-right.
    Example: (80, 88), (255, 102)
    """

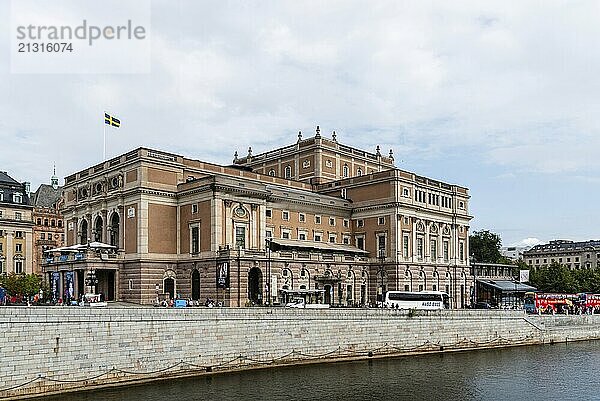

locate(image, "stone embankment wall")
(1, 307), (599, 399)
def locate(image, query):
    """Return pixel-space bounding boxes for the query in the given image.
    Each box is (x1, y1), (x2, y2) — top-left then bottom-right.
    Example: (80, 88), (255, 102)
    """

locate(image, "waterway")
(44, 341), (600, 401)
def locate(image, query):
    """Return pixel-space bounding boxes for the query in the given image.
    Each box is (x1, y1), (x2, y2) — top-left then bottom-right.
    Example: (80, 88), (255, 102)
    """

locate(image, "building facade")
(31, 171), (64, 275)
(0, 172), (34, 275)
(44, 132), (473, 307)
(523, 239), (600, 270)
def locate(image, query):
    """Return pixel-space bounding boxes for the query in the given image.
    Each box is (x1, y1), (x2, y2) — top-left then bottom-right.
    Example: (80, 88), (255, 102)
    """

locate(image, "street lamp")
(378, 249), (386, 307)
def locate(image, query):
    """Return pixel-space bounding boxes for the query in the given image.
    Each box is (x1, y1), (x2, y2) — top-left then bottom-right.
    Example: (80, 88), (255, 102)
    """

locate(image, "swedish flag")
(104, 113), (121, 128)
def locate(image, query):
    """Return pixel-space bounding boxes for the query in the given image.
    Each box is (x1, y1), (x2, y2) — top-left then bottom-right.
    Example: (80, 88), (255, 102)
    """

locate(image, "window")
(343, 236), (350, 245)
(587, 254), (591, 259)
(15, 260), (23, 274)
(315, 215), (321, 224)
(357, 219), (364, 228)
(443, 241), (449, 261)
(61, 234), (65, 241)
(459, 242), (465, 262)
(13, 193), (22, 203)
(356, 236), (364, 250)
(430, 239), (437, 259)
(378, 217), (385, 225)
(299, 213), (306, 223)
(417, 238), (423, 258)
(192, 204), (198, 214)
(282, 229), (290, 239)
(128, 279), (133, 290)
(36, 218), (41, 225)
(357, 168), (363, 176)
(299, 232), (307, 241)
(341, 188), (347, 199)
(235, 226), (246, 249)
(15, 231), (23, 239)
(190, 225), (199, 254)
(459, 201), (465, 209)
(567, 257), (571, 262)
(58, 220), (63, 228)
(266, 230), (273, 239)
(15, 244), (22, 253)
(576, 257), (579, 262)
(329, 235), (336, 243)
(403, 188), (409, 197)
(403, 235), (409, 258)
(41, 233), (45, 240)
(282, 269), (288, 277)
(343, 219), (349, 228)
(282, 211), (290, 221)
(301, 269), (307, 277)
(50, 220), (56, 227)
(268, 169), (275, 176)
(342, 165), (349, 178)
(15, 212), (22, 220)
(302, 160), (311, 168)
(377, 234), (386, 256)
(284, 166), (292, 179)
(329, 217), (335, 226)
(266, 209), (272, 218)
(314, 233), (322, 242)
(44, 219), (48, 226)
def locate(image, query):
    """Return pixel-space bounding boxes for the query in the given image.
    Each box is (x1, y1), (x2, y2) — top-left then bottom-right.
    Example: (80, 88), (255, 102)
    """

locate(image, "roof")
(269, 238), (369, 254)
(0, 171), (19, 185)
(525, 239), (600, 255)
(30, 184), (62, 207)
(477, 279), (536, 292)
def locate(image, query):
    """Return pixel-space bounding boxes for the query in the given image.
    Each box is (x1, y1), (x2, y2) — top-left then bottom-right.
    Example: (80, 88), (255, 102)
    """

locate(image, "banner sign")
(65, 271), (74, 300)
(51, 272), (61, 301)
(217, 262), (229, 288)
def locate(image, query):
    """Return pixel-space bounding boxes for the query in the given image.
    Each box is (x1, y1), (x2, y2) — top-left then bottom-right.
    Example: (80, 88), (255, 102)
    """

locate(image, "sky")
(1, 1), (599, 248)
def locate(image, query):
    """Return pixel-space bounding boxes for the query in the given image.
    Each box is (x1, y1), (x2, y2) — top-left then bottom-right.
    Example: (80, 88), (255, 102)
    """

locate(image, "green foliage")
(469, 230), (504, 263)
(528, 262), (600, 293)
(0, 273), (43, 297)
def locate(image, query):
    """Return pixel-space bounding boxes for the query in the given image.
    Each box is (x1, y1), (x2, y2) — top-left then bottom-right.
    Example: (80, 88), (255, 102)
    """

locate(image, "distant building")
(501, 245), (531, 261)
(30, 167), (64, 274)
(523, 239), (600, 270)
(0, 171), (34, 274)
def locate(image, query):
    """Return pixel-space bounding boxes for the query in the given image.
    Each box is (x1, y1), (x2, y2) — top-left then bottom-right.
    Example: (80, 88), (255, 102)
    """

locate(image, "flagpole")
(103, 115), (106, 160)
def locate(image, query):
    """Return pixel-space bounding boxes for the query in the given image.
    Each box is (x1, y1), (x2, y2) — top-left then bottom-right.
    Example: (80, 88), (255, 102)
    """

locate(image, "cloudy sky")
(1, 1), (599, 247)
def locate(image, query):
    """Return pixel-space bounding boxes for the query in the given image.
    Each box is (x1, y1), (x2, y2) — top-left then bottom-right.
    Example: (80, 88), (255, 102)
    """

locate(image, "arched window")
(58, 220), (63, 228)
(357, 168), (363, 176)
(50, 219), (56, 227)
(268, 169), (275, 176)
(44, 219), (49, 226)
(284, 166), (292, 179)
(342, 165), (349, 178)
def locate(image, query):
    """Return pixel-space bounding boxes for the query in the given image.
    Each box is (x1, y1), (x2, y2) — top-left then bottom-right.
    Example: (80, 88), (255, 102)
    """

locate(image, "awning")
(268, 238), (368, 255)
(477, 279), (536, 292)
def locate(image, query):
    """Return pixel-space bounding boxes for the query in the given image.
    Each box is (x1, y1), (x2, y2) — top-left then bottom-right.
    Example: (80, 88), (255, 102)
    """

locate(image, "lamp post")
(378, 249), (386, 307)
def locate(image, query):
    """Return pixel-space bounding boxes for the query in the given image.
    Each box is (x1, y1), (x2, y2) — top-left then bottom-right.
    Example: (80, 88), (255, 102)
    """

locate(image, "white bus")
(383, 291), (449, 310)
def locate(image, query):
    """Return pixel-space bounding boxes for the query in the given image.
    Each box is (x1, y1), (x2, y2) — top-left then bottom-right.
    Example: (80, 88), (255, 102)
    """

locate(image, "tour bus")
(383, 291), (449, 310)
(575, 293), (600, 313)
(523, 292), (577, 314)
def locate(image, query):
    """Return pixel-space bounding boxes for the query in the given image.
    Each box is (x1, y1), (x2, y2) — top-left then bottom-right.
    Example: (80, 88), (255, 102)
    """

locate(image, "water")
(44, 341), (600, 401)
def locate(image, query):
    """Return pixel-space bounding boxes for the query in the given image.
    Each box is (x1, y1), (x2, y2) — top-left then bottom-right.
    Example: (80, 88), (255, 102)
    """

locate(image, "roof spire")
(51, 163), (59, 189)
(315, 125), (321, 138)
(388, 149), (394, 162)
(332, 131), (337, 142)
(297, 131), (302, 142)
(376, 145), (381, 156)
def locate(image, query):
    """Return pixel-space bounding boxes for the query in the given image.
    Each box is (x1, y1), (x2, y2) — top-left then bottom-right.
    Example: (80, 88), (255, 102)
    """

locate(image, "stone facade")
(0, 172), (33, 274)
(45, 133), (472, 307)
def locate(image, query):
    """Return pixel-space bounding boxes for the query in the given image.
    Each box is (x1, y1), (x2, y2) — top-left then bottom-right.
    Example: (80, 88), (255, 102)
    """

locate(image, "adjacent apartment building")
(523, 239), (600, 270)
(0, 172), (34, 274)
(44, 130), (473, 307)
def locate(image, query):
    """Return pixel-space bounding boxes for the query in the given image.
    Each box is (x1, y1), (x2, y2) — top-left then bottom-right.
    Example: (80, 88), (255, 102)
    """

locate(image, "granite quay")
(2, 307), (600, 399)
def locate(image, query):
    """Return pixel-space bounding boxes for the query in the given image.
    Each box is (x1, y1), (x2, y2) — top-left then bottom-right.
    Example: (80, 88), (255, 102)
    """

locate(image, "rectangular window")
(191, 204), (198, 214)
(299, 213), (306, 223)
(430, 239), (437, 259)
(0, 211), (2, 218)
(266, 209), (272, 218)
(567, 258), (571, 262)
(357, 219), (364, 228)
(266, 230), (273, 239)
(15, 260), (23, 274)
(314, 234), (322, 242)
(191, 226), (199, 253)
(329, 235), (336, 243)
(378, 217), (385, 225)
(403, 235), (409, 258)
(299, 232), (307, 241)
(315, 215), (321, 224)
(443, 241), (449, 261)
(282, 231), (290, 239)
(15, 244), (22, 253)
(235, 226), (246, 248)
(356, 237), (364, 250)
(15, 231), (23, 239)
(15, 212), (22, 220)
(343, 236), (350, 245)
(378, 234), (386, 256)
(343, 219), (349, 228)
(282, 211), (289, 221)
(329, 217), (335, 226)
(41, 233), (45, 240)
(459, 242), (464, 262)
(417, 237), (423, 258)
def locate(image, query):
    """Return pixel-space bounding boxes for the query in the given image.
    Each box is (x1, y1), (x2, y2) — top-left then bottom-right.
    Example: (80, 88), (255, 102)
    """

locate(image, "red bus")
(523, 292), (578, 314)
(576, 293), (600, 313)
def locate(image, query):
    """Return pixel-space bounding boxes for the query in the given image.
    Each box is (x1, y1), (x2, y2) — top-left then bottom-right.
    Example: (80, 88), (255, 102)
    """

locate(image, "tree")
(0, 273), (43, 299)
(469, 230), (505, 263)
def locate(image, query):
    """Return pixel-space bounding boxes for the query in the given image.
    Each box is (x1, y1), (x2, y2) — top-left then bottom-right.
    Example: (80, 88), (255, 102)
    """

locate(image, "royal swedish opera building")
(43, 128), (473, 307)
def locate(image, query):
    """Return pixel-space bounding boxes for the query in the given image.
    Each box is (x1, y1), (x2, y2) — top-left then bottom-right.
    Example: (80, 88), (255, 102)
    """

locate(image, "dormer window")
(13, 193), (22, 204)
